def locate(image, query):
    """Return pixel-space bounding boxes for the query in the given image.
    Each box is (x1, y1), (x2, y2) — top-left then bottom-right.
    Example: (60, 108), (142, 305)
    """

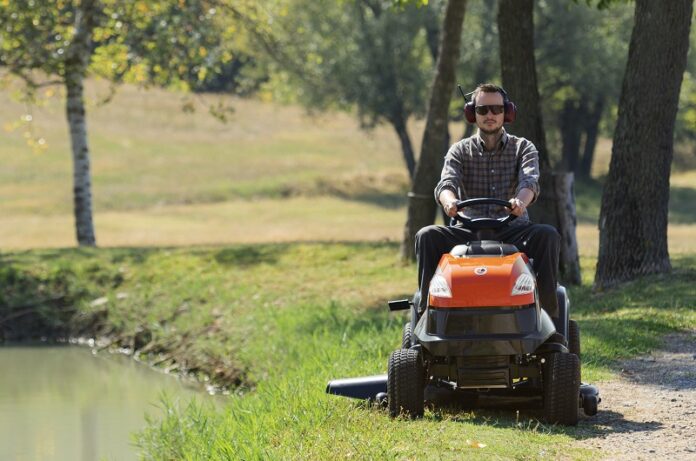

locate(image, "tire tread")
(387, 349), (424, 418)
(401, 322), (412, 349)
(543, 353), (580, 425)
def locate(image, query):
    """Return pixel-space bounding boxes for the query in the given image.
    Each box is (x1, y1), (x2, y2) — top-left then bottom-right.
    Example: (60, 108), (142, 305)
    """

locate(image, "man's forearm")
(516, 188), (535, 207)
(438, 189), (457, 207)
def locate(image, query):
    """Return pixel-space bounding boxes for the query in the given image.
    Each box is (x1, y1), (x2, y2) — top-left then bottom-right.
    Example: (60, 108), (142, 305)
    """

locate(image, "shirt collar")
(475, 128), (508, 152)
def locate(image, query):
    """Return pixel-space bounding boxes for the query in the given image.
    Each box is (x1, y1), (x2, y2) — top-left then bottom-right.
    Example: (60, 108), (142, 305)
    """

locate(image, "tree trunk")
(390, 115), (416, 179)
(595, 0), (692, 289)
(498, 0), (580, 284)
(401, 0), (467, 261)
(498, 0), (549, 170)
(64, 0), (97, 246)
(555, 173), (581, 285)
(578, 95), (604, 179)
(559, 99), (585, 173)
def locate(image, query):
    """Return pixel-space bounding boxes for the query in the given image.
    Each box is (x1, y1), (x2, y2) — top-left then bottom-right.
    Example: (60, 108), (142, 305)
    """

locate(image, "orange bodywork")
(429, 252), (535, 308)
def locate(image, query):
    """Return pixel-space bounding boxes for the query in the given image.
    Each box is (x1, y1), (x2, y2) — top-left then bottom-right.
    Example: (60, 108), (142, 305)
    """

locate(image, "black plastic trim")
(415, 306), (556, 356)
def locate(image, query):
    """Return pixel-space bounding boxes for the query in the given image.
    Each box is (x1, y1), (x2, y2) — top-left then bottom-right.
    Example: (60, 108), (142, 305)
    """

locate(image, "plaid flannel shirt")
(434, 130), (540, 224)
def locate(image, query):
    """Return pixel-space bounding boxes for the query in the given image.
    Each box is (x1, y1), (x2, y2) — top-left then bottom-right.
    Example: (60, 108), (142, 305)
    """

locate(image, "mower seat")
(450, 241), (520, 257)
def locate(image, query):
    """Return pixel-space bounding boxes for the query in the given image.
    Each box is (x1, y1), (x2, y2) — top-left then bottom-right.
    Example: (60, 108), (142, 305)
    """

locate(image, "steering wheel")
(451, 198), (517, 230)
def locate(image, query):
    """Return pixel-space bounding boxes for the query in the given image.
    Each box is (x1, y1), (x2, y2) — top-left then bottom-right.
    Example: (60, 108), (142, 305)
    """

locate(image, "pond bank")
(0, 248), (254, 391)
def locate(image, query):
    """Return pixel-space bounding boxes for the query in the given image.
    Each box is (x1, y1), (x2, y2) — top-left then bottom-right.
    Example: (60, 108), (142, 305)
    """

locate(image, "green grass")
(1, 245), (694, 460)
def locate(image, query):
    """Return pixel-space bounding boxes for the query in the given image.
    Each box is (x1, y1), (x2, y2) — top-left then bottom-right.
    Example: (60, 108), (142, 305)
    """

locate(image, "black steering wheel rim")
(452, 197), (517, 230)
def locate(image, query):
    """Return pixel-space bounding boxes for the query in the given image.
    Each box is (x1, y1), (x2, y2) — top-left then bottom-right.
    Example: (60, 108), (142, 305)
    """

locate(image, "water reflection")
(0, 344), (218, 461)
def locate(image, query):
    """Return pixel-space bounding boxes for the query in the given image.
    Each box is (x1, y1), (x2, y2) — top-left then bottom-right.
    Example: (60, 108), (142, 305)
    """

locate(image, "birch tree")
(0, 0), (220, 246)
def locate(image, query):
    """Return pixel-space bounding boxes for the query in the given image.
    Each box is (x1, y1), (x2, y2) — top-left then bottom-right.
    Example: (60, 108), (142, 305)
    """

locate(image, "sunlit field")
(1, 80), (694, 255)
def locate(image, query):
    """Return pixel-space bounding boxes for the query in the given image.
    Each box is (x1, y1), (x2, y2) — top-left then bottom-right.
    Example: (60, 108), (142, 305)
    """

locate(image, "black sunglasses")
(475, 105), (505, 115)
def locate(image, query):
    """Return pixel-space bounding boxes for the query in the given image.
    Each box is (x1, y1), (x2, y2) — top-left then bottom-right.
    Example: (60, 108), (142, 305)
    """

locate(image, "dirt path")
(574, 331), (696, 460)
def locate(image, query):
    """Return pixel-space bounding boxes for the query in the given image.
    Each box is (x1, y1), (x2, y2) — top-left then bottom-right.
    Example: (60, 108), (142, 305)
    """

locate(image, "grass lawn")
(1, 81), (695, 459)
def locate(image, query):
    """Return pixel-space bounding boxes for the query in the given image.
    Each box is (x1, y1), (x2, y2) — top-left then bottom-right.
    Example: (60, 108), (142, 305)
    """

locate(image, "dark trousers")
(415, 223), (560, 318)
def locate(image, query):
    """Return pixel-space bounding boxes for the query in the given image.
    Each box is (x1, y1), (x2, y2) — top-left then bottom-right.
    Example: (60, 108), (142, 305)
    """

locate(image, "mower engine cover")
(429, 252), (535, 308)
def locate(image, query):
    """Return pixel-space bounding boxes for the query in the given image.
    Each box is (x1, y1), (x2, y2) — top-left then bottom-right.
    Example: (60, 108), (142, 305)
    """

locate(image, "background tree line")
(1, 0), (693, 289)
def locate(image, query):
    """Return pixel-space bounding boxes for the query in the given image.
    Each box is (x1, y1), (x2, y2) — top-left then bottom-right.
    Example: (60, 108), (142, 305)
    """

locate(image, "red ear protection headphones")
(461, 85), (517, 124)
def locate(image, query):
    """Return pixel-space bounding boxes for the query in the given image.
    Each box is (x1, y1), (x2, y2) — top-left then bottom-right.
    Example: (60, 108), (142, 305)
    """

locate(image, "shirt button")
(492, 186), (496, 191)
(491, 169), (495, 173)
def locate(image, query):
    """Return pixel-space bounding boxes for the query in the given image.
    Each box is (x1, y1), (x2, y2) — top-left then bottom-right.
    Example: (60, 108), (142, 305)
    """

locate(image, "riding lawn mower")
(327, 198), (600, 425)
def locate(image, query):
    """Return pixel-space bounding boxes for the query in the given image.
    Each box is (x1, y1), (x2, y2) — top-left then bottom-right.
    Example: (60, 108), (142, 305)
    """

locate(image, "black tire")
(568, 319), (581, 360)
(387, 349), (425, 418)
(402, 322), (412, 349)
(542, 353), (580, 426)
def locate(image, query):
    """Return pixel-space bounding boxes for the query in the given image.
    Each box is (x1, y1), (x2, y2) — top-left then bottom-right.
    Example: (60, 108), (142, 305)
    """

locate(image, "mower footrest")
(457, 367), (509, 389)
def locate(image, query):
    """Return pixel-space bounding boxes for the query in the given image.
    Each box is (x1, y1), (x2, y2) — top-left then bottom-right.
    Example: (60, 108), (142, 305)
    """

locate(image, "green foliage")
(0, 0), (77, 82)
(535, 0), (633, 157)
(0, 1), (229, 93)
(259, 0), (435, 130)
(453, 1), (501, 110)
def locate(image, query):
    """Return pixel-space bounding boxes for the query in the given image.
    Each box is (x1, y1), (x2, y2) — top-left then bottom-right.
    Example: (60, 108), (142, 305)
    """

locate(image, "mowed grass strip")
(1, 244), (693, 459)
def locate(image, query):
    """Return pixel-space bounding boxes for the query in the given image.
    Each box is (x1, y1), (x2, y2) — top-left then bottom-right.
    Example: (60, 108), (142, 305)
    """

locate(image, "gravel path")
(574, 331), (696, 460)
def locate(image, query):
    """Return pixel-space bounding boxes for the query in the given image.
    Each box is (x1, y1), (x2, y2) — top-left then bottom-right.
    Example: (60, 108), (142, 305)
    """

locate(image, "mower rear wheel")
(402, 322), (412, 349)
(583, 395), (599, 416)
(387, 349), (425, 418)
(568, 319), (580, 360)
(542, 353), (580, 425)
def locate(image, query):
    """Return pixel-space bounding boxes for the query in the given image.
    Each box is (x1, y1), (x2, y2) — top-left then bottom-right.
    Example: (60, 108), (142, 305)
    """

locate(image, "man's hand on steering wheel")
(439, 190), (460, 218)
(443, 198), (459, 218)
(509, 197), (527, 217)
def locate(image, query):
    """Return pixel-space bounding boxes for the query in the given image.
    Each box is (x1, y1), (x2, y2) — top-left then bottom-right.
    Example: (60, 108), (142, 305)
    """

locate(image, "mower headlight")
(429, 274), (452, 298)
(511, 273), (535, 296)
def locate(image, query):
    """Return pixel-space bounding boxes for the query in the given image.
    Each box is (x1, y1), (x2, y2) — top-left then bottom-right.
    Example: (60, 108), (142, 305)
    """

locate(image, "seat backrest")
(450, 240), (520, 257)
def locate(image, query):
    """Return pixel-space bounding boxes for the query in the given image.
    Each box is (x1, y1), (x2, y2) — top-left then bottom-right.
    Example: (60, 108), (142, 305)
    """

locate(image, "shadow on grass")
(0, 263), (95, 339)
(412, 390), (663, 441)
(570, 256), (696, 316)
(669, 186), (696, 224)
(214, 245), (283, 267)
(574, 177), (696, 225)
(337, 191), (407, 210)
(574, 178), (604, 224)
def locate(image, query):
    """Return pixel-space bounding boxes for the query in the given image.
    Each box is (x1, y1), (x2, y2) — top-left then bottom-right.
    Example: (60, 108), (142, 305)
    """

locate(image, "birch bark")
(64, 0), (97, 246)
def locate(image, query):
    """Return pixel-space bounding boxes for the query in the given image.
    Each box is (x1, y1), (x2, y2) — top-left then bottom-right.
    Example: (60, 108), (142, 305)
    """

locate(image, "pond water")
(0, 344), (219, 461)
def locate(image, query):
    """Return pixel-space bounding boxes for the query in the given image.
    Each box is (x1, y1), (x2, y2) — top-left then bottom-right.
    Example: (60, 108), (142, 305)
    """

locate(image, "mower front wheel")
(542, 352), (580, 425)
(387, 349), (425, 418)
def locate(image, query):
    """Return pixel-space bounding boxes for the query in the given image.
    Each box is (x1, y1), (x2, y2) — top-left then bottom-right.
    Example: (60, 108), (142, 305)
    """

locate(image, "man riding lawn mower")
(326, 84), (600, 425)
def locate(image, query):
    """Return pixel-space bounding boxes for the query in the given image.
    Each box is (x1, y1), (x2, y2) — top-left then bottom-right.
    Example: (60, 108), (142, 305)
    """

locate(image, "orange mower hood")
(429, 252), (536, 308)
